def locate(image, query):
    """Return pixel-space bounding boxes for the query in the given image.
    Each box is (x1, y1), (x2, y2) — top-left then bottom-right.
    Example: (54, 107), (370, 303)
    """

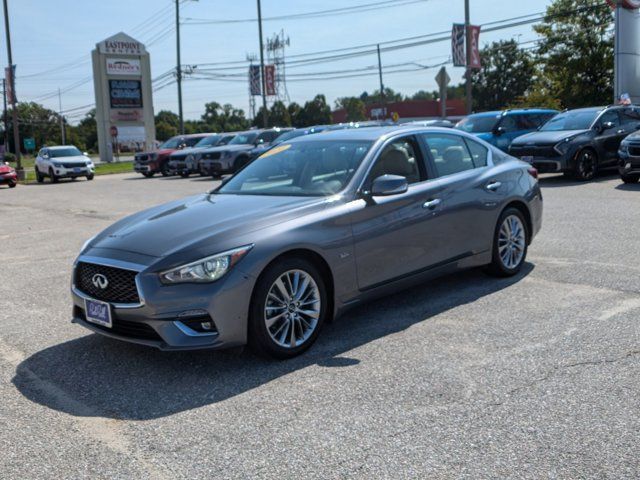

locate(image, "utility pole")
(175, 0), (184, 134)
(2, 78), (7, 151)
(2, 0), (21, 171)
(464, 0), (472, 115)
(256, 0), (268, 128)
(377, 44), (385, 116)
(58, 88), (66, 145)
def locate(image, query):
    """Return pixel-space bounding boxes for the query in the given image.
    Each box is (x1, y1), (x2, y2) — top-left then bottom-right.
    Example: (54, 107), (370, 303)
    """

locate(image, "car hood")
(51, 155), (89, 163)
(91, 193), (331, 258)
(623, 131), (640, 142)
(136, 148), (175, 158)
(511, 130), (588, 146)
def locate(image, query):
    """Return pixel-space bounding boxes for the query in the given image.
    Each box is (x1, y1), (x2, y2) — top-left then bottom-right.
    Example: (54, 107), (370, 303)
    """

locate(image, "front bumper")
(0, 172), (17, 184)
(618, 151), (640, 175)
(134, 162), (150, 173)
(52, 165), (94, 177)
(200, 159), (233, 176)
(70, 253), (255, 351)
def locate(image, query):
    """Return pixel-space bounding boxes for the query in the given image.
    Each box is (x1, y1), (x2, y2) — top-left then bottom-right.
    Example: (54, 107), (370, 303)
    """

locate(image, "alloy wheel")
(577, 151), (596, 180)
(264, 269), (321, 349)
(498, 215), (526, 270)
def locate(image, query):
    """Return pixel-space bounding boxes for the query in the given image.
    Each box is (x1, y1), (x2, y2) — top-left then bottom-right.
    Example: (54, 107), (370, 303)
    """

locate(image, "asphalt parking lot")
(1, 171), (640, 479)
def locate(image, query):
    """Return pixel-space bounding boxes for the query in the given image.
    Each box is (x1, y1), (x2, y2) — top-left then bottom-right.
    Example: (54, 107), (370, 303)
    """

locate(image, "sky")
(5, 0), (554, 124)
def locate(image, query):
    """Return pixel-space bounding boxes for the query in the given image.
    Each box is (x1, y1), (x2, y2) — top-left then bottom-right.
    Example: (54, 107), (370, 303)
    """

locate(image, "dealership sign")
(106, 58), (141, 76)
(100, 38), (144, 55)
(109, 79), (142, 108)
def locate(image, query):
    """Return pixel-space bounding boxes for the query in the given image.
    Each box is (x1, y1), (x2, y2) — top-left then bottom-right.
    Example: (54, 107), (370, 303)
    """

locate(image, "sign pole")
(175, 0), (184, 134)
(464, 0), (473, 115)
(2, 0), (21, 172)
(257, 0), (269, 128)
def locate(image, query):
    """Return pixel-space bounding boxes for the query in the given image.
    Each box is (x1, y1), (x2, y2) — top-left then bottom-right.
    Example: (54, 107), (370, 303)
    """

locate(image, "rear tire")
(248, 257), (328, 359)
(621, 173), (640, 184)
(234, 156), (249, 173)
(485, 207), (528, 277)
(573, 149), (598, 181)
(180, 171), (190, 178)
(49, 168), (59, 183)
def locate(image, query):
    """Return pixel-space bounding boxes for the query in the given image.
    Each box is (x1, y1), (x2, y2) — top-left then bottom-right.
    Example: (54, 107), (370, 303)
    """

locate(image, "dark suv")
(199, 128), (292, 177)
(509, 106), (640, 181)
(134, 133), (211, 178)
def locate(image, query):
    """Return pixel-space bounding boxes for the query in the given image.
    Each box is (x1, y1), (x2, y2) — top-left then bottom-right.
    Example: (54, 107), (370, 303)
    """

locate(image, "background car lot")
(1, 173), (640, 478)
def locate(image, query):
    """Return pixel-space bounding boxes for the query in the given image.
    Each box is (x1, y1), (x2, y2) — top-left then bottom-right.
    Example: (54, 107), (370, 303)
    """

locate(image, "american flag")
(451, 24), (466, 67)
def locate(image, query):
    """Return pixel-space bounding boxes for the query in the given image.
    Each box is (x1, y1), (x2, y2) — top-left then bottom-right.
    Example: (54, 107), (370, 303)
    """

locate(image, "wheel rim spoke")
(498, 215), (525, 270)
(264, 269), (321, 349)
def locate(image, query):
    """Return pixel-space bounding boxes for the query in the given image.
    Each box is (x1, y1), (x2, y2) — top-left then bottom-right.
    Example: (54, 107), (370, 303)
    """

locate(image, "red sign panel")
(264, 65), (276, 96)
(467, 25), (482, 70)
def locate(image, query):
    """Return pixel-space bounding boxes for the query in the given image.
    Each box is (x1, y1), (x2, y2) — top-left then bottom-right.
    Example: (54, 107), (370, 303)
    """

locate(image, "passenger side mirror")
(493, 126), (506, 136)
(369, 174), (408, 197)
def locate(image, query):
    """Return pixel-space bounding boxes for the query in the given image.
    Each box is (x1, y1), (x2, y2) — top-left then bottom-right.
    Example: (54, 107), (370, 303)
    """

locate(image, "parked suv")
(618, 128), (640, 183)
(456, 109), (558, 151)
(35, 146), (95, 183)
(168, 133), (235, 177)
(199, 128), (292, 177)
(509, 106), (640, 181)
(134, 133), (211, 178)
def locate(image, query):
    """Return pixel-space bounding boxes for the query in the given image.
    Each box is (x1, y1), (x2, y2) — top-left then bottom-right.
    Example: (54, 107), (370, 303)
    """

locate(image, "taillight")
(527, 167), (538, 179)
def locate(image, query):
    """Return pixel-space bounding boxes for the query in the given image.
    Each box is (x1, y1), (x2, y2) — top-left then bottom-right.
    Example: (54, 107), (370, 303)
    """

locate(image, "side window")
(621, 107), (640, 125)
(368, 136), (425, 185)
(514, 114), (537, 130)
(599, 110), (620, 128)
(258, 131), (277, 143)
(464, 138), (489, 167)
(499, 116), (518, 132)
(421, 134), (475, 177)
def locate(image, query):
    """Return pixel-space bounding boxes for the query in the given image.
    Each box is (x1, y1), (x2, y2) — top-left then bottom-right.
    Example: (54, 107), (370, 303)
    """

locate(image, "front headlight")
(620, 142), (629, 153)
(52, 161), (61, 167)
(160, 245), (253, 284)
(554, 138), (572, 155)
(150, 153), (158, 161)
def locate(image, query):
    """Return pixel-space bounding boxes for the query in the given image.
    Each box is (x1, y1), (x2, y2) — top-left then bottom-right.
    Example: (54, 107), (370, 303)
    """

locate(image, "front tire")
(35, 166), (44, 183)
(86, 174), (94, 181)
(8, 181), (16, 188)
(621, 173), (640, 184)
(180, 171), (190, 178)
(573, 149), (598, 181)
(160, 163), (169, 177)
(249, 258), (328, 359)
(234, 156), (249, 173)
(485, 208), (528, 277)
(143, 171), (154, 178)
(49, 168), (59, 183)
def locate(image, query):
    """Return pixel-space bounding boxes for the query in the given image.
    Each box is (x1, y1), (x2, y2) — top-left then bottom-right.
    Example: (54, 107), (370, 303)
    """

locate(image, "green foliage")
(269, 101), (292, 127)
(288, 102), (302, 127)
(297, 94), (332, 127)
(360, 87), (404, 105)
(335, 97), (367, 122)
(471, 40), (535, 111)
(530, 0), (614, 108)
(156, 121), (178, 141)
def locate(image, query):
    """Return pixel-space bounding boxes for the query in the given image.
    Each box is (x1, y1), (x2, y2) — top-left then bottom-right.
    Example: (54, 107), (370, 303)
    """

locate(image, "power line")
(183, 0), (430, 25)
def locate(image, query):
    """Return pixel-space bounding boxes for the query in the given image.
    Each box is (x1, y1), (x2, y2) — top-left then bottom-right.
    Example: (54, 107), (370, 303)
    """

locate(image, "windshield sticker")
(259, 144), (291, 158)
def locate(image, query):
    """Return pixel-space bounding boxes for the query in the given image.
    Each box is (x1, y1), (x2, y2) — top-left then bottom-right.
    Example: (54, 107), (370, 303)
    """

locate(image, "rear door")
(594, 109), (624, 164)
(419, 132), (507, 257)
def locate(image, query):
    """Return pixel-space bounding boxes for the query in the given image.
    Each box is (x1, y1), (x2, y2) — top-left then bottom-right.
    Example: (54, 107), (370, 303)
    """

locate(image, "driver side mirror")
(598, 121), (615, 133)
(493, 126), (506, 136)
(368, 174), (408, 197)
(254, 138), (265, 146)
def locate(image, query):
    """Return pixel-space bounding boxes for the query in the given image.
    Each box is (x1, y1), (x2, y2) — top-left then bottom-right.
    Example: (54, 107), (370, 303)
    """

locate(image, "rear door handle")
(486, 181), (502, 191)
(423, 198), (442, 209)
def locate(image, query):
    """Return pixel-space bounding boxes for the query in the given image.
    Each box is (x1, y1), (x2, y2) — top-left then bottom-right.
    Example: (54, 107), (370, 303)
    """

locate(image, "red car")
(133, 134), (212, 178)
(0, 163), (17, 188)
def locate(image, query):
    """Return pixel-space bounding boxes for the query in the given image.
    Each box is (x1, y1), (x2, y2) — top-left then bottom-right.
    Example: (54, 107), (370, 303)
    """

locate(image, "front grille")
(202, 152), (221, 160)
(510, 145), (559, 158)
(628, 145), (640, 156)
(75, 262), (140, 304)
(75, 307), (161, 341)
(62, 163), (86, 169)
(135, 154), (149, 162)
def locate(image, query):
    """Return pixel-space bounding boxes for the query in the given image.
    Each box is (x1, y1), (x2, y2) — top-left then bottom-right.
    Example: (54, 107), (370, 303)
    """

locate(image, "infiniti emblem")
(92, 273), (109, 289)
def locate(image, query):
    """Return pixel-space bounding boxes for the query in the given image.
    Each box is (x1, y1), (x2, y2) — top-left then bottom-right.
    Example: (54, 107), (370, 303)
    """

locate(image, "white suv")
(35, 146), (95, 183)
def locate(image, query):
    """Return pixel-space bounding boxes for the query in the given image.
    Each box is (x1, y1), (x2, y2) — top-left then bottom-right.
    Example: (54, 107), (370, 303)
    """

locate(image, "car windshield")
(229, 133), (258, 145)
(276, 129), (314, 143)
(195, 135), (222, 148)
(160, 137), (181, 149)
(219, 135), (234, 145)
(455, 115), (499, 133)
(50, 147), (82, 157)
(540, 111), (598, 131)
(218, 140), (372, 197)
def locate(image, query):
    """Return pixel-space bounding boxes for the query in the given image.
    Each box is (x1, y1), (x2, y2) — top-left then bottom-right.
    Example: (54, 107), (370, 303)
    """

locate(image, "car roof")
(47, 145), (79, 150)
(286, 125), (458, 142)
(468, 108), (557, 118)
(563, 106), (606, 113)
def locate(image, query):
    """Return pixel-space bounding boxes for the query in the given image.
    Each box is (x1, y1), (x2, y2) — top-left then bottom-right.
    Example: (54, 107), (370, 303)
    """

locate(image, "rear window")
(456, 115), (499, 134)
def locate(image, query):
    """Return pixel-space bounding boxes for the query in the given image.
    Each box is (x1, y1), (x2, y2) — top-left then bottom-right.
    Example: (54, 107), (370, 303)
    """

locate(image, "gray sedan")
(71, 126), (542, 358)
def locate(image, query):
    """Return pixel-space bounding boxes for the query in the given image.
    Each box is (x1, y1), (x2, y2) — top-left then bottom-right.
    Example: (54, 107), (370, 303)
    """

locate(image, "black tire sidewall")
(249, 257), (328, 359)
(489, 208), (529, 277)
(574, 149), (597, 181)
(621, 173), (639, 184)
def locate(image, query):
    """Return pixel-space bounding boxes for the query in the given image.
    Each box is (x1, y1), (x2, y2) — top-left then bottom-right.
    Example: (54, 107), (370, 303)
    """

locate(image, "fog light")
(176, 310), (218, 335)
(626, 163), (632, 170)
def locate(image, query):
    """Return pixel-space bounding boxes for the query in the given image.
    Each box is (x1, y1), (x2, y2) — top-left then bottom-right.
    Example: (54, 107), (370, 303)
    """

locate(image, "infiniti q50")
(71, 127), (542, 358)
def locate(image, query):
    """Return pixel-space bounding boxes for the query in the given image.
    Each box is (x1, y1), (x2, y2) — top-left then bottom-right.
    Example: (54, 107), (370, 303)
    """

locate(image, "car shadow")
(538, 170), (618, 188)
(13, 264), (533, 420)
(615, 182), (640, 191)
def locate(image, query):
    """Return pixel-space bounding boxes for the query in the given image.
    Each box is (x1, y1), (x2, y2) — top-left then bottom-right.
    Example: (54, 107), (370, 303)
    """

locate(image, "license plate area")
(84, 298), (112, 328)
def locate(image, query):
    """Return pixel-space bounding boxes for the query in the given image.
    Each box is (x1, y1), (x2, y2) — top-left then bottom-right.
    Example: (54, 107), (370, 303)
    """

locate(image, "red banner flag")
(467, 25), (481, 69)
(264, 65), (276, 96)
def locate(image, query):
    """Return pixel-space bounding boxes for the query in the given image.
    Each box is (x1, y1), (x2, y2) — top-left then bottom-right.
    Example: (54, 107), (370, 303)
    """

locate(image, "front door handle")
(486, 181), (502, 191)
(423, 198), (442, 209)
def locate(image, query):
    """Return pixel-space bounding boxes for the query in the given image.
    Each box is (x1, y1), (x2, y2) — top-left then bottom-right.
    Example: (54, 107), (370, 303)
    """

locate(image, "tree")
(298, 94), (332, 127)
(269, 101), (292, 127)
(360, 87), (404, 105)
(532, 0), (613, 108)
(335, 97), (367, 122)
(288, 102), (302, 127)
(6, 102), (61, 152)
(471, 40), (535, 111)
(156, 121), (178, 141)
(73, 109), (98, 153)
(201, 102), (249, 131)
(410, 90), (436, 101)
